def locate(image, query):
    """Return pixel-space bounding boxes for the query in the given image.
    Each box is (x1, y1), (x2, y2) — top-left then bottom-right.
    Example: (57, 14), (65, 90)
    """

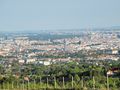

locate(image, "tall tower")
(63, 39), (67, 53)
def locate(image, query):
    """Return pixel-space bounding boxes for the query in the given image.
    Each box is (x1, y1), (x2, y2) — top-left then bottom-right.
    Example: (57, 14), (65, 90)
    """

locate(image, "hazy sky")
(0, 0), (120, 32)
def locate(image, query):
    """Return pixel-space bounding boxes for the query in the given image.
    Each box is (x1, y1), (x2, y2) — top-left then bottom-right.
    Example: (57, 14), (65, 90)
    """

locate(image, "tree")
(74, 74), (80, 83)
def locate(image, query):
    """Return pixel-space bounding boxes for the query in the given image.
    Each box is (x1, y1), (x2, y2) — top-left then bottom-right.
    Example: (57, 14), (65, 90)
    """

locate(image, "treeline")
(0, 61), (120, 90)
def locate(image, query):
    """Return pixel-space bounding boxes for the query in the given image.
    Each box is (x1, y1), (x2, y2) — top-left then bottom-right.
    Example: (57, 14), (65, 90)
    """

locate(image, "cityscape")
(0, 0), (120, 90)
(0, 29), (120, 90)
(1, 30), (120, 65)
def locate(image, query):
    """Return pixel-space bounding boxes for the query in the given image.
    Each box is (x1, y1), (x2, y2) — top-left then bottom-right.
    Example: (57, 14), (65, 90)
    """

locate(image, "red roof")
(111, 68), (120, 71)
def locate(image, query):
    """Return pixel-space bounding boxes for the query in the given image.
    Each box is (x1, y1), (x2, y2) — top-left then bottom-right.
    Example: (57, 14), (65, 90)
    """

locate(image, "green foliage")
(0, 61), (120, 89)
(74, 74), (80, 83)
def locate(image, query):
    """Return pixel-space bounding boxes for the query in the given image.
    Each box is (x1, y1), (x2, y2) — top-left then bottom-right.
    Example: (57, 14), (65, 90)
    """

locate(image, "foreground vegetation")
(0, 59), (120, 90)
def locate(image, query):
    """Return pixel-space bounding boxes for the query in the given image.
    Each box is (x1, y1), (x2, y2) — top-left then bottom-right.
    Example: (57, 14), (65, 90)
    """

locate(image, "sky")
(0, 0), (120, 32)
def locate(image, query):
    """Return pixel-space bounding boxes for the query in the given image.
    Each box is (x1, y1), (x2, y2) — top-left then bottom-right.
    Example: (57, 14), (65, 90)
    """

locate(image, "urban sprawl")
(0, 30), (120, 89)
(0, 31), (120, 65)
